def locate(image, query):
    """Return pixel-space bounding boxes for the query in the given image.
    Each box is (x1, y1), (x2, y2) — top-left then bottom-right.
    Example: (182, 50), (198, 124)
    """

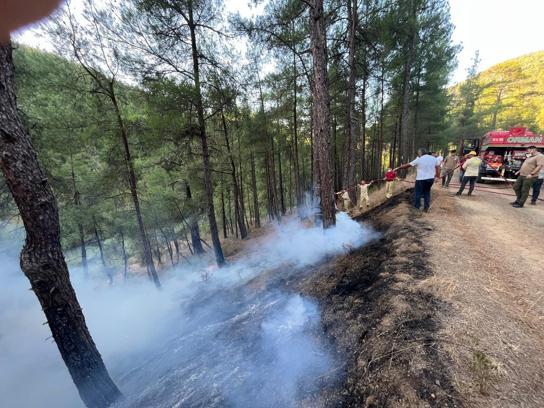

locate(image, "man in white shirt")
(395, 147), (441, 212)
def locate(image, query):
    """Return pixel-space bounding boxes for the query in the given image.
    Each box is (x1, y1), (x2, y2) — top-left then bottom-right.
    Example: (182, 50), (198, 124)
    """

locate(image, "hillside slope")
(454, 51), (544, 133)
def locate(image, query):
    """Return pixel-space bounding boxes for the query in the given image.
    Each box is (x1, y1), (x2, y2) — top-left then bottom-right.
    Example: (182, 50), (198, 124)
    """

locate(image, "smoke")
(0, 212), (377, 407)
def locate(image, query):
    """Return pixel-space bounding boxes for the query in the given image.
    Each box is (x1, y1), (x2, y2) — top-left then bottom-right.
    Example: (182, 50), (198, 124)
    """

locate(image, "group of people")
(333, 145), (543, 215)
(335, 168), (398, 213)
(395, 145), (544, 211)
(450, 146), (544, 207)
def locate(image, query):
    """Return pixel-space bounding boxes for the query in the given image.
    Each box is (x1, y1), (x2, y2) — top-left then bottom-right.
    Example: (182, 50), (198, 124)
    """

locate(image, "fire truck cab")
(468, 127), (544, 182)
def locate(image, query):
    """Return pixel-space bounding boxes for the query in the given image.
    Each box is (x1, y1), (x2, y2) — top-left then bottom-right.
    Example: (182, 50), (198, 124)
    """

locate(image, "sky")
(449, 0), (544, 83)
(12, 0), (544, 84)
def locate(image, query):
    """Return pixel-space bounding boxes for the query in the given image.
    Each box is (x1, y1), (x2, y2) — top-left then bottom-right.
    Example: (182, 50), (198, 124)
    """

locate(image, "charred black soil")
(297, 192), (462, 407)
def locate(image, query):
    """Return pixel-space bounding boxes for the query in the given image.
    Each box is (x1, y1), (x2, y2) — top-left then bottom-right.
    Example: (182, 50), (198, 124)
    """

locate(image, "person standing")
(395, 147), (440, 212)
(357, 179), (373, 209)
(512, 146), (544, 208)
(530, 168), (544, 205)
(441, 150), (458, 187)
(339, 189), (352, 212)
(456, 151), (481, 196)
(384, 168), (397, 199)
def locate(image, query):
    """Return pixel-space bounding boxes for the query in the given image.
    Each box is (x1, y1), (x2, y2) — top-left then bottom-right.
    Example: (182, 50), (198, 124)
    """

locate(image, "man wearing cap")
(512, 146), (544, 208)
(394, 147), (441, 212)
(455, 150), (482, 195)
(456, 151), (481, 196)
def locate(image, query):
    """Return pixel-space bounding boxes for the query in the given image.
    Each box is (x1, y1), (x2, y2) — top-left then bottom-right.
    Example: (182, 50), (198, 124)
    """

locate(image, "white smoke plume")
(0, 212), (377, 407)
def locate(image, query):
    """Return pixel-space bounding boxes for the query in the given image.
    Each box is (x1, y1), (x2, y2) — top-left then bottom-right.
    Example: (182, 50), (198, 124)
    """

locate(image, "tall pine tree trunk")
(256, 72), (279, 221)
(309, 0), (335, 228)
(288, 144), (293, 210)
(226, 187), (234, 235)
(378, 61), (385, 174)
(152, 229), (162, 265)
(93, 218), (107, 268)
(412, 66), (421, 158)
(221, 109), (247, 238)
(0, 43), (121, 408)
(188, 1), (225, 266)
(220, 184), (228, 238)
(278, 147), (286, 215)
(360, 71), (367, 178)
(119, 229), (128, 280)
(399, 0), (418, 163)
(70, 154), (88, 278)
(236, 132), (249, 231)
(184, 181), (205, 255)
(172, 235), (181, 264)
(343, 0), (357, 192)
(109, 82), (160, 289)
(292, 47), (302, 208)
(333, 115), (341, 191)
(250, 152), (260, 227)
(391, 119), (398, 168)
(247, 182), (254, 225)
(160, 228), (174, 267)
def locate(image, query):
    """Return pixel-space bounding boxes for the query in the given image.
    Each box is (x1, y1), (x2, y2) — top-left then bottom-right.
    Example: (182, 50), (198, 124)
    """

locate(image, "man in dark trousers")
(512, 146), (544, 208)
(530, 169), (544, 205)
(395, 148), (441, 212)
(456, 151), (481, 196)
(441, 149), (458, 187)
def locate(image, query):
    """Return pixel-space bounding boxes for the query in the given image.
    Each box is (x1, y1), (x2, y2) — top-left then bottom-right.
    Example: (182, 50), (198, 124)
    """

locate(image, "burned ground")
(297, 192), (462, 407)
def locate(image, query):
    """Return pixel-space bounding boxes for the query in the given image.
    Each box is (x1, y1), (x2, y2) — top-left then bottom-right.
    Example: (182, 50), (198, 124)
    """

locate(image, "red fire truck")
(462, 127), (544, 182)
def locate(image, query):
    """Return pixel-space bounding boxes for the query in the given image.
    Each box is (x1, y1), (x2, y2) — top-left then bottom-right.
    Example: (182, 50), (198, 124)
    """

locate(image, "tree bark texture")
(0, 43), (121, 408)
(250, 152), (260, 227)
(309, 0), (335, 228)
(184, 181), (205, 255)
(220, 109), (247, 239)
(342, 0), (357, 191)
(109, 82), (160, 289)
(399, 0), (418, 163)
(188, 2), (225, 266)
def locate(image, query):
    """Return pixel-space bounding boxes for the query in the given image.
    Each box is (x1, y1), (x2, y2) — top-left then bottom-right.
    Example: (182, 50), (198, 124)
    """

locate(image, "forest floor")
(121, 179), (543, 407)
(293, 183), (543, 407)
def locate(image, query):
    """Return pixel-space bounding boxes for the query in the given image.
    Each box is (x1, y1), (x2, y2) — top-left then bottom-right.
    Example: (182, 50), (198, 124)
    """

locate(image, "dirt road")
(424, 184), (544, 407)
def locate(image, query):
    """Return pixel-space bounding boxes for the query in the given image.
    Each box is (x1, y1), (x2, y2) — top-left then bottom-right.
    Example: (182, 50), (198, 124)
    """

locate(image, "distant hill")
(454, 51), (544, 133)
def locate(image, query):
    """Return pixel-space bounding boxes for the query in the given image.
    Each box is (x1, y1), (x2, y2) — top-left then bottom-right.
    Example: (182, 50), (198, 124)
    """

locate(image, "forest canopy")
(3, 0), (463, 282)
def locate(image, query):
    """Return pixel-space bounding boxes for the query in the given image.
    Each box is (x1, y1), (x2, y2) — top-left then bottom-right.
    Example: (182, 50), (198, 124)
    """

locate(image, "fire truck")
(462, 127), (544, 182)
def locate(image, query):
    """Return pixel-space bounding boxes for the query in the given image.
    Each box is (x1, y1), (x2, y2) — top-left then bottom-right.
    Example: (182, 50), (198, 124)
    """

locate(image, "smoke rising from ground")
(0, 213), (377, 407)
